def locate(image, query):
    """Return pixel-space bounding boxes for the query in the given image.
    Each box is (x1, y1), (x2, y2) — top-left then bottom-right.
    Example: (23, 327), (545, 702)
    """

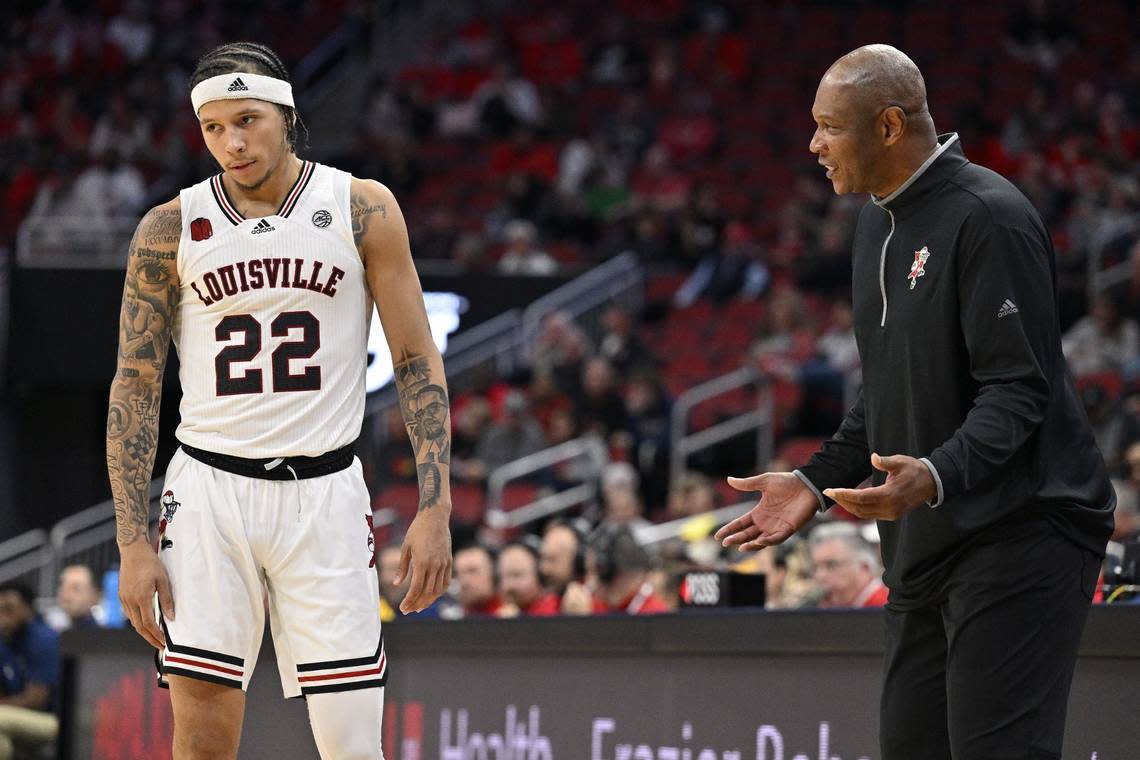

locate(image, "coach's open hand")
(396, 508), (452, 614)
(823, 453), (936, 520)
(119, 540), (174, 649)
(715, 472), (820, 551)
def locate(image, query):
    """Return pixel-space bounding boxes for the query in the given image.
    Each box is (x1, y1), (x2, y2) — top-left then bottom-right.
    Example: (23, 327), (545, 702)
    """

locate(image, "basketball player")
(106, 42), (452, 759)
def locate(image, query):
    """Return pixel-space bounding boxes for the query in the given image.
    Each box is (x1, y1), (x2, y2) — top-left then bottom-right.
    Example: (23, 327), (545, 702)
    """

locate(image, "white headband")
(191, 72), (295, 115)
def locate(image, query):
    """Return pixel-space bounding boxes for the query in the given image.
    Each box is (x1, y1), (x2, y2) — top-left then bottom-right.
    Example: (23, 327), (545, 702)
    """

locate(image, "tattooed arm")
(107, 199), (180, 648)
(353, 177), (453, 613)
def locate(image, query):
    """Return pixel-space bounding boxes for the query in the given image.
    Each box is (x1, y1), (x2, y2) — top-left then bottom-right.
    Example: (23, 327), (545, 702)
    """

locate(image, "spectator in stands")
(732, 541), (792, 609)
(673, 220), (769, 307)
(1062, 292), (1140, 376)
(1079, 374), (1139, 473)
(588, 15), (648, 87)
(377, 544), (449, 622)
(807, 524), (887, 609)
(453, 545), (504, 617)
(665, 471), (719, 519)
(540, 520), (587, 597)
(749, 287), (815, 380)
(1109, 480), (1139, 544)
(496, 542), (560, 616)
(470, 390), (547, 479)
(624, 369), (672, 510)
(1123, 441), (1140, 489)
(473, 62), (543, 138)
(54, 565), (101, 631)
(88, 94), (151, 162)
(449, 396), (493, 482)
(597, 304), (653, 374)
(586, 525), (669, 614)
(377, 545), (405, 622)
(530, 311), (591, 396)
(600, 462), (650, 531)
(575, 356), (631, 439)
(800, 297), (860, 435)
(814, 298), (861, 377)
(0, 581), (59, 759)
(497, 219), (558, 276)
(1005, 0), (1076, 71)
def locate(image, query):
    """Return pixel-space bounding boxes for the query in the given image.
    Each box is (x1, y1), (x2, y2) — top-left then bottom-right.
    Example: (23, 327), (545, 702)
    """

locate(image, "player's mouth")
(820, 163), (836, 179)
(230, 161), (256, 174)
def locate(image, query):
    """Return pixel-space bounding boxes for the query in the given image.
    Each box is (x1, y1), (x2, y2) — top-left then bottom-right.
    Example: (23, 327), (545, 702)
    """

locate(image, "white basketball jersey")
(173, 161), (371, 458)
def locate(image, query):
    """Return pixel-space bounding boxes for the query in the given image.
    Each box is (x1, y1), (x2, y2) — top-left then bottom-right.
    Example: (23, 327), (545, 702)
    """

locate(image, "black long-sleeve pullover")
(797, 134), (1114, 606)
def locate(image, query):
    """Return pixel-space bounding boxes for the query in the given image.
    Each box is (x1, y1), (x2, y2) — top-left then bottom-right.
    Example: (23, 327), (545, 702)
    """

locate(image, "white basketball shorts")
(154, 447), (387, 697)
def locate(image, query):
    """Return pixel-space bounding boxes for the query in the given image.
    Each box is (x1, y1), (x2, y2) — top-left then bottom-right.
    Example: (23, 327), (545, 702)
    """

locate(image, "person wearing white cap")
(107, 41), (453, 759)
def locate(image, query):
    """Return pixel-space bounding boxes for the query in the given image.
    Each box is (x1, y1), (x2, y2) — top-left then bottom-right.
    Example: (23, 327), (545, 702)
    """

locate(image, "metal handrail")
(364, 308), (523, 414)
(520, 251), (643, 348)
(485, 435), (609, 529)
(635, 502), (752, 546)
(1088, 218), (1140, 296)
(16, 216), (138, 268)
(669, 365), (773, 489)
(44, 482), (165, 599)
(0, 529), (50, 589)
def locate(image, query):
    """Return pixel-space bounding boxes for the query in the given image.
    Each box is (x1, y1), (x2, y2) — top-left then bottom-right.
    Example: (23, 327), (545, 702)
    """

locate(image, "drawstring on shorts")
(264, 458), (303, 519)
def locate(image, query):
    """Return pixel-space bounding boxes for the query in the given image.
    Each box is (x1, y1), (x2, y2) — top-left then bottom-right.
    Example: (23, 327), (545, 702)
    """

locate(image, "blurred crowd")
(2, 7), (1139, 743)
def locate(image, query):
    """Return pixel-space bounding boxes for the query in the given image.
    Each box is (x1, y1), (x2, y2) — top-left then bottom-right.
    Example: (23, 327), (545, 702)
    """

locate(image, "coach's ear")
(881, 105), (906, 146)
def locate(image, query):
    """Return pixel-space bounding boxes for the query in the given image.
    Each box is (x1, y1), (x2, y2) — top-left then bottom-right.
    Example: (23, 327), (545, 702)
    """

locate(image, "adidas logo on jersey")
(997, 299), (1019, 318)
(251, 219), (275, 235)
(227, 77), (249, 92)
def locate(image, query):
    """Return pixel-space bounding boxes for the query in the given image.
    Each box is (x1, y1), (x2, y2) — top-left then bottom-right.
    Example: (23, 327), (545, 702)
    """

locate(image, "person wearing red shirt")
(808, 524), (887, 609)
(587, 525), (669, 615)
(496, 541), (560, 617)
(454, 545), (505, 618)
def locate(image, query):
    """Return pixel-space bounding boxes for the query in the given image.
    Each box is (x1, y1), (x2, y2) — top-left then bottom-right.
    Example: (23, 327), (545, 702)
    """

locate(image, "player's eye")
(241, 115), (255, 125)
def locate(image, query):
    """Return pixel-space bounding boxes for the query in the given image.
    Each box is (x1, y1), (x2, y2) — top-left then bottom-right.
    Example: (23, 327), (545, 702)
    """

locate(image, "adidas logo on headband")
(192, 72), (295, 114)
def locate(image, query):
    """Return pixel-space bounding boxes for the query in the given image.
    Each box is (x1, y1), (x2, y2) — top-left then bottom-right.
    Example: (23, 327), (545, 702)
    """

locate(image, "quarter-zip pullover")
(797, 134), (1114, 606)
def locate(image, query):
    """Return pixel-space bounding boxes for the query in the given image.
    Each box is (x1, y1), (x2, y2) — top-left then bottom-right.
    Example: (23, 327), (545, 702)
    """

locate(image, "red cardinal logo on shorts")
(190, 217), (213, 241)
(366, 514), (376, 568)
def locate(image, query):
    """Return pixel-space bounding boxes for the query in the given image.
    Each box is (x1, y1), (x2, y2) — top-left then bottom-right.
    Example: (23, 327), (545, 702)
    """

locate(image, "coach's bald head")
(810, 45), (940, 197)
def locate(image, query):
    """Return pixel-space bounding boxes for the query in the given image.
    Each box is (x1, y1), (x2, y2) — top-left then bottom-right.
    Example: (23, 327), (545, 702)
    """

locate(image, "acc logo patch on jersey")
(190, 217), (213, 241)
(908, 246), (931, 289)
(312, 209), (332, 228)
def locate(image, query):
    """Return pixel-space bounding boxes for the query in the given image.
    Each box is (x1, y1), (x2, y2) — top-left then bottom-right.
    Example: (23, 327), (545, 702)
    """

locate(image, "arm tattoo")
(350, 190), (388, 248)
(393, 347), (452, 510)
(107, 205), (180, 545)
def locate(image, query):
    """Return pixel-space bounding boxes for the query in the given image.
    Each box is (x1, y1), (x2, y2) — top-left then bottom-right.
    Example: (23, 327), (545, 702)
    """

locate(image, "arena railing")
(633, 502), (751, 547)
(484, 435), (609, 529)
(0, 528), (51, 594)
(1089, 217), (1140, 296)
(16, 217), (138, 269)
(43, 483), (165, 601)
(520, 251), (644, 350)
(669, 365), (773, 490)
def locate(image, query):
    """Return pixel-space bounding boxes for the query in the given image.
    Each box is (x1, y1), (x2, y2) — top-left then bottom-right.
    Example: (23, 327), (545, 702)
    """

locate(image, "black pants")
(880, 517), (1102, 760)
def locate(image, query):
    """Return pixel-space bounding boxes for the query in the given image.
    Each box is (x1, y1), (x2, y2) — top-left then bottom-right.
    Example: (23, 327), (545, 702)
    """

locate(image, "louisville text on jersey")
(189, 257), (347, 306)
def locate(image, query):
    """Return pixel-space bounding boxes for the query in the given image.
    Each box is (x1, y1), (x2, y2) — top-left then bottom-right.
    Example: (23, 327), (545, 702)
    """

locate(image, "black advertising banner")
(63, 609), (1140, 760)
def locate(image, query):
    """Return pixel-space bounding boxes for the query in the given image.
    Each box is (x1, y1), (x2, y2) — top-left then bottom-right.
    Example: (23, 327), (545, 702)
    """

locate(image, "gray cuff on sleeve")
(919, 457), (944, 508)
(792, 469), (827, 513)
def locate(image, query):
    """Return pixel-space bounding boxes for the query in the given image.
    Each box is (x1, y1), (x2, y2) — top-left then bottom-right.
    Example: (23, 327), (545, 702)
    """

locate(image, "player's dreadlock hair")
(189, 42), (309, 153)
